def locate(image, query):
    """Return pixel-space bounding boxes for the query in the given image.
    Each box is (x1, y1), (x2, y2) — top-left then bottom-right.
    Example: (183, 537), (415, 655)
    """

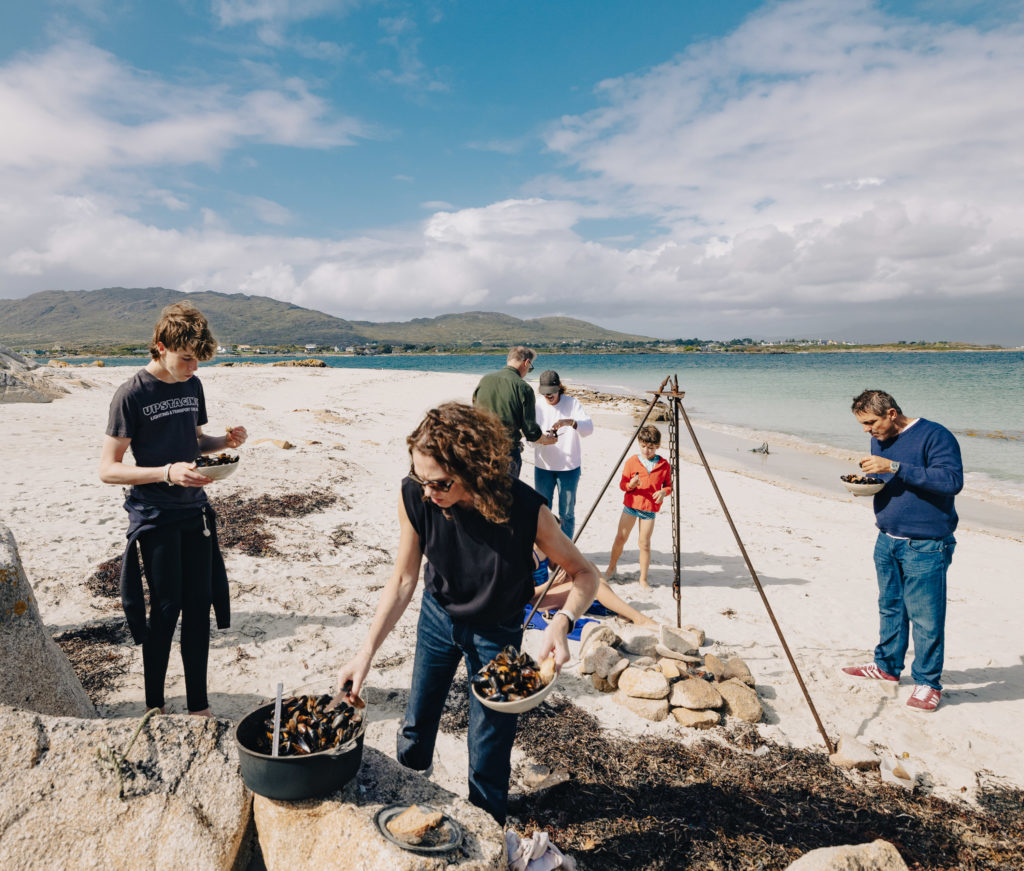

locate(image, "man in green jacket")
(473, 346), (556, 478)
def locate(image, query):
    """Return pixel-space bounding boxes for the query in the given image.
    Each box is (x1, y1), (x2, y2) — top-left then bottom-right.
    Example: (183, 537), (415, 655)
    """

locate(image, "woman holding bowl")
(335, 402), (597, 823)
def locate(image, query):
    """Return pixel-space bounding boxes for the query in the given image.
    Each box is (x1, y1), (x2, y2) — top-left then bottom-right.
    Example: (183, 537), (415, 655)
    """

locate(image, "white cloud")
(376, 15), (448, 92)
(0, 41), (367, 181)
(236, 195), (293, 225)
(212, 0), (351, 28)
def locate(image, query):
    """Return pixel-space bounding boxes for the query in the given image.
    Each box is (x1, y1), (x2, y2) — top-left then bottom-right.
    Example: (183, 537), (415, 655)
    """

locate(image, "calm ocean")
(85, 351), (1024, 502)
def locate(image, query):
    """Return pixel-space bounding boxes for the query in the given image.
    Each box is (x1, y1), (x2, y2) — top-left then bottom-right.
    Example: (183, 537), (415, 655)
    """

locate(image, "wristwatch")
(889, 461), (900, 475)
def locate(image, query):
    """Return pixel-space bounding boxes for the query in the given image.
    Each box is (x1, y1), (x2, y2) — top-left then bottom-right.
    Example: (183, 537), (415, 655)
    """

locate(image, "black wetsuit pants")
(138, 515), (213, 712)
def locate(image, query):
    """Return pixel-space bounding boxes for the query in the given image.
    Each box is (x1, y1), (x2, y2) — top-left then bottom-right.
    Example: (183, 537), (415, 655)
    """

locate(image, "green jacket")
(473, 366), (543, 446)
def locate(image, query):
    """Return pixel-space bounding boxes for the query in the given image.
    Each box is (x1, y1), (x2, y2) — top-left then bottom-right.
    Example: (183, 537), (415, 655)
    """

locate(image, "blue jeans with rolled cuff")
(533, 466), (581, 540)
(396, 592), (523, 823)
(872, 531), (956, 691)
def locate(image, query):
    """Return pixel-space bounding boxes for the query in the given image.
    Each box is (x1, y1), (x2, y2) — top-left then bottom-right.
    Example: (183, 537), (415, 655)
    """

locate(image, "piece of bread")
(387, 804), (444, 843)
(539, 655), (556, 686)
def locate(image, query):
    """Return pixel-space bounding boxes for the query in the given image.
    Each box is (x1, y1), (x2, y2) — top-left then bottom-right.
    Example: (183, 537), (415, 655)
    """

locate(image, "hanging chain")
(667, 377), (682, 627)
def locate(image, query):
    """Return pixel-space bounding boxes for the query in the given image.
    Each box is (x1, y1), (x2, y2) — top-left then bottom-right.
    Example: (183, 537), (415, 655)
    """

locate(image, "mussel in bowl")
(258, 693), (363, 756)
(471, 645), (556, 711)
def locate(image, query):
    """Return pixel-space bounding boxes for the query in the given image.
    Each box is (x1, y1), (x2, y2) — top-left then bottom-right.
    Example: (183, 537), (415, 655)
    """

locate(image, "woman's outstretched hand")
(334, 653), (371, 707)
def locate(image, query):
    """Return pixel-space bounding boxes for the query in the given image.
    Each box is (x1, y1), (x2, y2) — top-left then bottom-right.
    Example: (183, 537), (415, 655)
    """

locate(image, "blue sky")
(1, 0), (1023, 343)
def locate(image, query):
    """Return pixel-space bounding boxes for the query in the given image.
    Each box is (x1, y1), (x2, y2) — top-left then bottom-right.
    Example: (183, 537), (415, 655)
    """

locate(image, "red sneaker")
(842, 663), (899, 682)
(907, 685), (941, 712)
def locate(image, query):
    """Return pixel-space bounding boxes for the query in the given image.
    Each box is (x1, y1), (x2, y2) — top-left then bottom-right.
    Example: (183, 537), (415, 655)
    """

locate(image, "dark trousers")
(508, 445), (523, 480)
(138, 516), (213, 711)
(397, 592), (523, 823)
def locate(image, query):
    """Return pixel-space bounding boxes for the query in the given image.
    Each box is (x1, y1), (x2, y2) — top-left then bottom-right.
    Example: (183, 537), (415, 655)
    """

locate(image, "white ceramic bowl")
(196, 455), (240, 481)
(841, 476), (884, 496)
(472, 672), (558, 714)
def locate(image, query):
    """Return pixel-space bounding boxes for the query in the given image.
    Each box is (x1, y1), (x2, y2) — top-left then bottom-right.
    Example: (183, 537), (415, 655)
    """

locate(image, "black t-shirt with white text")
(106, 368), (208, 507)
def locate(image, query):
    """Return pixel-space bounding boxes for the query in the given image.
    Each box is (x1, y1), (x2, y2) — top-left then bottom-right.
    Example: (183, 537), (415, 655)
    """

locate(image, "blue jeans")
(873, 531), (955, 691)
(533, 466), (581, 539)
(396, 592), (523, 823)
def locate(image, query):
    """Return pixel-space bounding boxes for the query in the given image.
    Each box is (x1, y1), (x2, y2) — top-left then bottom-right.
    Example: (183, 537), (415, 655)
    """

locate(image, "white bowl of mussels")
(840, 473), (885, 497)
(471, 646), (558, 714)
(194, 451), (240, 481)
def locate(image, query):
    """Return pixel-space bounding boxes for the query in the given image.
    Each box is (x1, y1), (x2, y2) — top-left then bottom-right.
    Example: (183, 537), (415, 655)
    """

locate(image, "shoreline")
(571, 386), (1024, 542)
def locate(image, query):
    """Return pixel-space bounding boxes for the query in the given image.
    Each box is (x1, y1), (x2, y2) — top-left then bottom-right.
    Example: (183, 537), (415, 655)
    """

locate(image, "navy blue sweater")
(871, 418), (963, 539)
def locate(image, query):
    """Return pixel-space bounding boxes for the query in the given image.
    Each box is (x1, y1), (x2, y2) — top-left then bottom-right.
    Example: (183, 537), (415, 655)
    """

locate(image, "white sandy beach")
(3, 364), (1023, 809)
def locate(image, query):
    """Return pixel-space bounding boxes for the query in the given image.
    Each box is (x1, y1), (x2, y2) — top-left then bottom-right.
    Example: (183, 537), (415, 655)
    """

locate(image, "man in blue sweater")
(842, 389), (962, 712)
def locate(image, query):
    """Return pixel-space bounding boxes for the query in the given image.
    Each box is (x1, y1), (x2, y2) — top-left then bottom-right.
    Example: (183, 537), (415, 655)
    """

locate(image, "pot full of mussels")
(234, 692), (366, 800)
(471, 646), (557, 714)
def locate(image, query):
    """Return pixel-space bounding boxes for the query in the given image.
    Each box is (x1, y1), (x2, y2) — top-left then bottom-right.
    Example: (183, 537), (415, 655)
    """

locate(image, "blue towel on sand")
(523, 605), (599, 641)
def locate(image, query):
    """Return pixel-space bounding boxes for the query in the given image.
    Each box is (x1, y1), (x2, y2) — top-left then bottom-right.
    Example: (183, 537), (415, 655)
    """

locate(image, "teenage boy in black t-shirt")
(100, 302), (247, 716)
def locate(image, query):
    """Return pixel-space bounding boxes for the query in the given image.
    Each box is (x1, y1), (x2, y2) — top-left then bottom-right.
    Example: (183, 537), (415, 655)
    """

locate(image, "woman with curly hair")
(335, 402), (597, 823)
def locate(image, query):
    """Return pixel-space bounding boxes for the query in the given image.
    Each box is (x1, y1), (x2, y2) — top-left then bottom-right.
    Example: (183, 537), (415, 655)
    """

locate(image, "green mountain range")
(0, 287), (652, 349)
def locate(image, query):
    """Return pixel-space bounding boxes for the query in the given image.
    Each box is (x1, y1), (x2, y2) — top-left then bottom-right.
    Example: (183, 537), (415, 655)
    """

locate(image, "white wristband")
(164, 463), (174, 485)
(554, 609), (577, 630)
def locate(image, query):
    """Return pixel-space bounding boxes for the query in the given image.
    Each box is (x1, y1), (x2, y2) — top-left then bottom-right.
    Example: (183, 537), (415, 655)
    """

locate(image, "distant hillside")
(0, 288), (652, 349)
(355, 311), (652, 345)
(0, 288), (365, 347)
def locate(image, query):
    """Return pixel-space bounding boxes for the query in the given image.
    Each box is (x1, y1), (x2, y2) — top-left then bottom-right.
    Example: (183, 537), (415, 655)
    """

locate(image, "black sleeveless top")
(402, 477), (546, 626)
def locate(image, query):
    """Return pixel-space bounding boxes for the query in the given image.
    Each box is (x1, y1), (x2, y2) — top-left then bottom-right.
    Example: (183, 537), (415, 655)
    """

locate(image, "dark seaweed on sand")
(83, 490), (340, 590)
(85, 557), (123, 599)
(507, 697), (1024, 871)
(53, 621), (132, 703)
(210, 489), (338, 556)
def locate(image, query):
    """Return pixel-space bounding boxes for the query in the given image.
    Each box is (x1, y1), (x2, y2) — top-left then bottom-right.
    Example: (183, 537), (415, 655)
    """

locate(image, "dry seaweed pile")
(54, 620), (132, 703)
(85, 557), (122, 599)
(210, 489), (337, 556)
(507, 697), (1024, 871)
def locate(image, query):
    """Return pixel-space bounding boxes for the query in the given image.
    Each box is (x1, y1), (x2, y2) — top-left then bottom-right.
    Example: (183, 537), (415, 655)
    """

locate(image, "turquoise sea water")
(81, 351), (1024, 500)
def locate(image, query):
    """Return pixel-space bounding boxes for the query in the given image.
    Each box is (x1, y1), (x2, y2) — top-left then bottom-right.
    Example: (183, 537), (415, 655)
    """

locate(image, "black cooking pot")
(234, 700), (366, 800)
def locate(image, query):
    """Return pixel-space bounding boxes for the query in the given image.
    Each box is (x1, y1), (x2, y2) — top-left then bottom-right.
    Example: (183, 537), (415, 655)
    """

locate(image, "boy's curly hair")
(150, 301), (217, 361)
(407, 402), (514, 525)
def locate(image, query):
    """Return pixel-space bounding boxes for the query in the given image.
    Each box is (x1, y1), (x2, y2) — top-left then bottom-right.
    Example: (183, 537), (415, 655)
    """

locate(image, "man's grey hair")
(506, 346), (536, 365)
(851, 389), (902, 416)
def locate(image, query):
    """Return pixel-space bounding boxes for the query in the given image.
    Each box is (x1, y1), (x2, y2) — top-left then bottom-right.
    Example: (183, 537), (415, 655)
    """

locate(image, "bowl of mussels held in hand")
(841, 473), (886, 497)
(234, 692), (366, 799)
(194, 451), (240, 481)
(471, 646), (557, 714)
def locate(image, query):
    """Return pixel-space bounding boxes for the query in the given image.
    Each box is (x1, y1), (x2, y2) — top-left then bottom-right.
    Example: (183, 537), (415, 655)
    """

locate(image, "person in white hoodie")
(533, 371), (594, 540)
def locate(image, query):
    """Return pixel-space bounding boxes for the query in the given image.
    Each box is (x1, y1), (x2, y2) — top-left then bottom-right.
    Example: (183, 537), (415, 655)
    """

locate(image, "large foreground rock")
(0, 522), (94, 717)
(784, 838), (909, 870)
(0, 705), (251, 871)
(253, 745), (505, 870)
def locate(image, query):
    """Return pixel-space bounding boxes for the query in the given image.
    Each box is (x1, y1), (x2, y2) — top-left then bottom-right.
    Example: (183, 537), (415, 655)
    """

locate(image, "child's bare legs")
(532, 574), (657, 627)
(606, 512), (637, 578)
(637, 517), (655, 588)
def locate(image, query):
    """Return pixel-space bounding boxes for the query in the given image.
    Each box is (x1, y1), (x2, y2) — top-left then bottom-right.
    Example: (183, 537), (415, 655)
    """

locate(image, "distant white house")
(305, 344), (317, 352)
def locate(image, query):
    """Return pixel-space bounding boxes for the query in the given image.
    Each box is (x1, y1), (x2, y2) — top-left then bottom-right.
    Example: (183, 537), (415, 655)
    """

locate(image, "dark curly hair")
(407, 402), (514, 525)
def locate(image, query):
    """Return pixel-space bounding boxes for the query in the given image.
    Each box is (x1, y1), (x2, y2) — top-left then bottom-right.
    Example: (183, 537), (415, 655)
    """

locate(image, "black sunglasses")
(409, 471), (456, 492)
